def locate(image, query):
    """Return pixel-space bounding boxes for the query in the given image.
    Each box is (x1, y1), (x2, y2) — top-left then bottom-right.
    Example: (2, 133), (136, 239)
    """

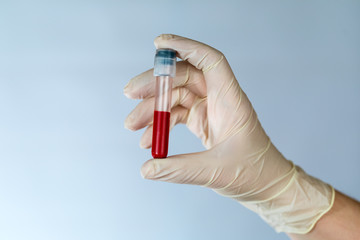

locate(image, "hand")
(124, 34), (290, 192)
(124, 34), (333, 234)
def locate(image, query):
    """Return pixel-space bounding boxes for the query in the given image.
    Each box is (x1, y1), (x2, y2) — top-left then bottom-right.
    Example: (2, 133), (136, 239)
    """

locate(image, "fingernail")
(139, 139), (149, 149)
(123, 81), (132, 95)
(124, 77), (134, 90)
(141, 161), (155, 179)
(154, 34), (175, 48)
(123, 89), (132, 99)
(124, 81), (130, 89)
(160, 34), (175, 40)
(124, 115), (134, 130)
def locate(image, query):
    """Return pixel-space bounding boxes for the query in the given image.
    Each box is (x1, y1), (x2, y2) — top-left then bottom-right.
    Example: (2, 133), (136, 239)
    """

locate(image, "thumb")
(141, 150), (216, 186)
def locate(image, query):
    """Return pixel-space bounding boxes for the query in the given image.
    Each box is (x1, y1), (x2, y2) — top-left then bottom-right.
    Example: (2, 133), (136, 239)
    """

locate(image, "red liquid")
(152, 111), (170, 158)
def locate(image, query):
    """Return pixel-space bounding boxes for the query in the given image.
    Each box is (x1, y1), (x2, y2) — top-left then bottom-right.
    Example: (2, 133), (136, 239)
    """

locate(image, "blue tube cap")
(154, 48), (176, 77)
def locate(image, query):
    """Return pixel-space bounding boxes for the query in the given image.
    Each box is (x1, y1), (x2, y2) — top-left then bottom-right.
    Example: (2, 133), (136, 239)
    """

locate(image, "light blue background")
(0, 1), (359, 239)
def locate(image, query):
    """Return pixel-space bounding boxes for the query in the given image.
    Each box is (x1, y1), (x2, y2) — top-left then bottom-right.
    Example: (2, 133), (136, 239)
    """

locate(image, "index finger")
(124, 61), (206, 100)
(154, 34), (236, 95)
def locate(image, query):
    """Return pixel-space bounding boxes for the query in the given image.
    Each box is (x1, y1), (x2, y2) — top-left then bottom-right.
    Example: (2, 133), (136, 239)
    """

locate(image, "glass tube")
(152, 49), (176, 158)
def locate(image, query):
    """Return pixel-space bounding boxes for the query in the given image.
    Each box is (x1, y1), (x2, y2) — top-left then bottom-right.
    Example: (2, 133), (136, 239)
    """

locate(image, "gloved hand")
(124, 34), (334, 234)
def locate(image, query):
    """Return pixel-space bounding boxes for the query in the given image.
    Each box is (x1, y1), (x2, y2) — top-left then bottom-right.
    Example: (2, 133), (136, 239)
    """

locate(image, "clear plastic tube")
(152, 49), (176, 158)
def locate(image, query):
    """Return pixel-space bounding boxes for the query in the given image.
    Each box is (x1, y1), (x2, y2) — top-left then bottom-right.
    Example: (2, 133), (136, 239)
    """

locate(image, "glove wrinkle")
(203, 54), (224, 73)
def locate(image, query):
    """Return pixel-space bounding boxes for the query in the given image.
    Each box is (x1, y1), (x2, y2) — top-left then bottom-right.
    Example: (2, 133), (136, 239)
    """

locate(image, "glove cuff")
(240, 165), (335, 234)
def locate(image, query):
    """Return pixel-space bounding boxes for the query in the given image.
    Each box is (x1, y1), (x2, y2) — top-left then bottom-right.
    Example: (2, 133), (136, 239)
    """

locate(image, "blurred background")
(0, 0), (359, 239)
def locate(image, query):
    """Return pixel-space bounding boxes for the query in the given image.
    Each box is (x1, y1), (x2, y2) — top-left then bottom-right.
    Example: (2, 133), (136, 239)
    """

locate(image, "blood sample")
(152, 49), (176, 158)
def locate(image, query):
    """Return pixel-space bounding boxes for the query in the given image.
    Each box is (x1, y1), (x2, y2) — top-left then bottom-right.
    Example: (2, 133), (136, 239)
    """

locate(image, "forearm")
(288, 190), (360, 240)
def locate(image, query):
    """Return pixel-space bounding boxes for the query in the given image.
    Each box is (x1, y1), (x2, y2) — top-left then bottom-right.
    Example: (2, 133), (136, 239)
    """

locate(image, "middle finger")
(124, 87), (197, 131)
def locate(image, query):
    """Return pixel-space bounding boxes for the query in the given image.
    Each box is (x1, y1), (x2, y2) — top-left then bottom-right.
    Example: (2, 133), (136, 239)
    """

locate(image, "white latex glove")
(124, 34), (334, 234)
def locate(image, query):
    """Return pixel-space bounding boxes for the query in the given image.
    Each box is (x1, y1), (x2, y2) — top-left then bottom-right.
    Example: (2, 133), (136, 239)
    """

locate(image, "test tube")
(152, 49), (176, 158)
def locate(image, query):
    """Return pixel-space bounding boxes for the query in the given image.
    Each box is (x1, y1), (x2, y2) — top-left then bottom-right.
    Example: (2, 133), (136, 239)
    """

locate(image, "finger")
(139, 124), (153, 149)
(154, 34), (240, 95)
(124, 87), (196, 131)
(139, 106), (189, 149)
(141, 150), (218, 186)
(124, 61), (206, 99)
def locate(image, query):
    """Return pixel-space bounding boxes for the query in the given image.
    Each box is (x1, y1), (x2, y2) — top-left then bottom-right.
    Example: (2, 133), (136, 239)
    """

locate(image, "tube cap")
(154, 48), (176, 77)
